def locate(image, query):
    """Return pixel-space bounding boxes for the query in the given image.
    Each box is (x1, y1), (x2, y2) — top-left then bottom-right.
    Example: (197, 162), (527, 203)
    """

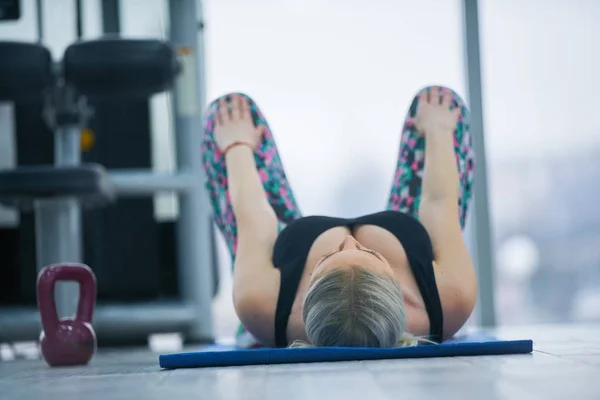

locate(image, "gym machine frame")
(0, 0), (215, 344)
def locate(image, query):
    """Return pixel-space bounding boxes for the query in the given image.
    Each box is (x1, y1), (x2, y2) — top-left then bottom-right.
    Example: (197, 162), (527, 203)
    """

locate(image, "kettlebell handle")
(37, 263), (97, 334)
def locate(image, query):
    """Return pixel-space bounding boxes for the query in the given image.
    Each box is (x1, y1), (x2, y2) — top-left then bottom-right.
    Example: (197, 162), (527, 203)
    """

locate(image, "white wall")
(203, 0), (466, 217)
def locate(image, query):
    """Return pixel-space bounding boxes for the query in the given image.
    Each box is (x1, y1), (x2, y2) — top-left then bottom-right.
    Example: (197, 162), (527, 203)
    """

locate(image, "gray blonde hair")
(290, 267), (420, 348)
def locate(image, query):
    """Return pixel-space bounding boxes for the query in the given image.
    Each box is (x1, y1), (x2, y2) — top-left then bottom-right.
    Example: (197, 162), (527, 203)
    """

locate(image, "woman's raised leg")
(386, 86), (475, 228)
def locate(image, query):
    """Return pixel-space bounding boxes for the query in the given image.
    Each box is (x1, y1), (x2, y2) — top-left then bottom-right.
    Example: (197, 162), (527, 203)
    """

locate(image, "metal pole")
(169, 0), (214, 342)
(54, 126), (81, 165)
(75, 0), (83, 39)
(462, 0), (496, 327)
(101, 0), (120, 35)
(195, 1), (207, 109)
(35, 199), (83, 318)
(35, 0), (44, 42)
(108, 170), (195, 195)
(195, 1), (220, 298)
(44, 119), (83, 318)
(0, 302), (197, 342)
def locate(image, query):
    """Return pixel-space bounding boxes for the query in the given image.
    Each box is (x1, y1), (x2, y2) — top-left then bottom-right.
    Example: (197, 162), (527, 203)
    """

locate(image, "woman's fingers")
(239, 95), (251, 121)
(217, 94), (253, 125)
(442, 91), (453, 109)
(418, 90), (428, 111)
(430, 87), (440, 105)
(230, 94), (242, 120)
(217, 98), (228, 125)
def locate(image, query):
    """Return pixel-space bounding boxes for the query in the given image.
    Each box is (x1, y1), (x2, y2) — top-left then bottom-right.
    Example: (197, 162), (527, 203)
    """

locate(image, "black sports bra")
(271, 210), (443, 347)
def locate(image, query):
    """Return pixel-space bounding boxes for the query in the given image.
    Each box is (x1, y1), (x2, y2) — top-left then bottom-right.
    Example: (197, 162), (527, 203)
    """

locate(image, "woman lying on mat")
(201, 86), (478, 348)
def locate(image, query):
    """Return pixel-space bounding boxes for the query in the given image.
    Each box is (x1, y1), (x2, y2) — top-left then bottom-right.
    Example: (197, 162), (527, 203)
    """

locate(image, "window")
(480, 0), (600, 324)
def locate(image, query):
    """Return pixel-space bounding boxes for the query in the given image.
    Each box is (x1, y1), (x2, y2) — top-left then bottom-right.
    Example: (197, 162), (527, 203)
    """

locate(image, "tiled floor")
(0, 324), (598, 400)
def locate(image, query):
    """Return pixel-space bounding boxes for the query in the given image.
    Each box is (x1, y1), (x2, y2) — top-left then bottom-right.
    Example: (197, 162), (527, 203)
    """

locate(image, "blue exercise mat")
(159, 333), (533, 369)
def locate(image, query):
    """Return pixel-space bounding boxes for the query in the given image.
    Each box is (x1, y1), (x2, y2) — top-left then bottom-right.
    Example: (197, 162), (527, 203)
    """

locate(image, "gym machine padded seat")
(63, 38), (180, 99)
(0, 164), (115, 210)
(0, 42), (54, 102)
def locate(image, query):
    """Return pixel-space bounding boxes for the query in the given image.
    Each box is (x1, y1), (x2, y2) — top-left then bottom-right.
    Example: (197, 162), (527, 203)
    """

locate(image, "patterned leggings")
(201, 86), (475, 266)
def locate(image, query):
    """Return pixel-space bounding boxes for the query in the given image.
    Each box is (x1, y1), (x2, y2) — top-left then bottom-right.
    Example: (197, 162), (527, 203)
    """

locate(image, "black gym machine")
(0, 0), (219, 346)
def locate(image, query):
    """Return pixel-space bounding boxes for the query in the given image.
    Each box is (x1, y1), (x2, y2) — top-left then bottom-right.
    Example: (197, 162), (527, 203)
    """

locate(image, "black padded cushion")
(63, 37), (179, 99)
(0, 41), (54, 102)
(0, 163), (115, 211)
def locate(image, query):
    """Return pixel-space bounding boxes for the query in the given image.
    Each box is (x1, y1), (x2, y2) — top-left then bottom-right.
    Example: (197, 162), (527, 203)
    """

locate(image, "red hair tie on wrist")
(222, 141), (254, 157)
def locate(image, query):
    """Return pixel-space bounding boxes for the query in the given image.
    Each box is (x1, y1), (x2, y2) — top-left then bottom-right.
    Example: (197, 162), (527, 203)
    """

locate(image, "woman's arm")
(420, 130), (459, 202)
(226, 145), (281, 345)
(415, 89), (478, 338)
(213, 94), (281, 345)
(226, 144), (277, 228)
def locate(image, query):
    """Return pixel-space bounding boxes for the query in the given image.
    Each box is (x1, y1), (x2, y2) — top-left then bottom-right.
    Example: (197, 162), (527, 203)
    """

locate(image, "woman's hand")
(214, 94), (265, 152)
(413, 87), (461, 137)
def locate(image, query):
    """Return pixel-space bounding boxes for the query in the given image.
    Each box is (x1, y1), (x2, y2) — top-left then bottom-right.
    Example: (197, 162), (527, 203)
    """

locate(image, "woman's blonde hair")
(290, 267), (425, 348)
